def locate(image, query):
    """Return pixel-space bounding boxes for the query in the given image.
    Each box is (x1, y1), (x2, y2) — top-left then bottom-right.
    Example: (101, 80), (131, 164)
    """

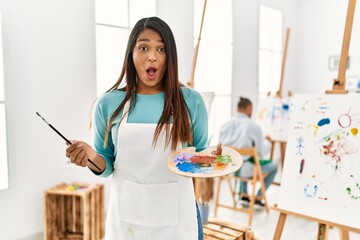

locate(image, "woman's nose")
(148, 52), (156, 62)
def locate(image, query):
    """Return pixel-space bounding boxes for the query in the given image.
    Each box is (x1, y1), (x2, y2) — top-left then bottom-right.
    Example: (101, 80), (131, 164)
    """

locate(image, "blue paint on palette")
(172, 152), (195, 164)
(176, 162), (213, 174)
(317, 118), (330, 127)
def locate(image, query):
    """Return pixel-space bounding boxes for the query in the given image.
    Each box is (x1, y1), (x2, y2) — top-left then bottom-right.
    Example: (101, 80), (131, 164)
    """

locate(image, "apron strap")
(121, 100), (131, 123)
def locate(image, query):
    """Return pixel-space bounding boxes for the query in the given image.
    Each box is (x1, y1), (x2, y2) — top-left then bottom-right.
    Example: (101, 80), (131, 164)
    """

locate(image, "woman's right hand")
(65, 140), (97, 168)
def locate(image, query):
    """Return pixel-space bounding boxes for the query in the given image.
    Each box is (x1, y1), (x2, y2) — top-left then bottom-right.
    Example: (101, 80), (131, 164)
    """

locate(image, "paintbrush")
(36, 112), (102, 172)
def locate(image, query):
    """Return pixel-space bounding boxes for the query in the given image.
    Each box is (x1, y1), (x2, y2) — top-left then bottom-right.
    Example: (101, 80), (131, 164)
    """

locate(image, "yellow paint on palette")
(213, 163), (226, 171)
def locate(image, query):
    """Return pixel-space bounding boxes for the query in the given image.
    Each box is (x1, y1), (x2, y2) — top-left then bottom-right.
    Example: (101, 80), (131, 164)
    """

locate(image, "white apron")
(105, 101), (198, 240)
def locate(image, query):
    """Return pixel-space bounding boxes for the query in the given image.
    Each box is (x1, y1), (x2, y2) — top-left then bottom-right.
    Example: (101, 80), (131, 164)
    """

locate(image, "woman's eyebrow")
(137, 38), (150, 43)
(137, 38), (164, 43)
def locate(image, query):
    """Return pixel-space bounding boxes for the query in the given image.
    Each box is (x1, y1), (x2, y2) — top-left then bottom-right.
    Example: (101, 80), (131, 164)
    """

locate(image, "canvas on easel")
(277, 93), (360, 230)
(257, 95), (292, 142)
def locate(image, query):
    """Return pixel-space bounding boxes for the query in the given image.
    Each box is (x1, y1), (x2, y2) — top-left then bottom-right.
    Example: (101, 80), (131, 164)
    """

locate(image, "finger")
(77, 142), (90, 152)
(74, 149), (86, 165)
(80, 153), (89, 167)
(69, 147), (84, 164)
(76, 150), (86, 166)
(66, 139), (75, 146)
(66, 141), (79, 157)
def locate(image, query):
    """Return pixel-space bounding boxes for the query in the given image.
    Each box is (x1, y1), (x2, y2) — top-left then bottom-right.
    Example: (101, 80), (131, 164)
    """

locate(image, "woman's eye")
(158, 47), (166, 53)
(139, 46), (148, 51)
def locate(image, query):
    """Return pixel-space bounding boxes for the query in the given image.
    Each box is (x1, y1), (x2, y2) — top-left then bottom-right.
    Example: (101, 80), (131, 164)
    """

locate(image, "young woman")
(66, 17), (208, 239)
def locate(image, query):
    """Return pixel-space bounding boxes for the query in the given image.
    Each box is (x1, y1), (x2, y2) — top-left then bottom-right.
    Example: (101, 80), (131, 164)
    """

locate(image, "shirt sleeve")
(248, 121), (271, 158)
(188, 90), (209, 152)
(91, 96), (116, 177)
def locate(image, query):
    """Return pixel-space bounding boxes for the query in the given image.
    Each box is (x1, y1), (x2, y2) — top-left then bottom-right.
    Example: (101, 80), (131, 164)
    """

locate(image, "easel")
(277, 28), (291, 99)
(273, 206), (360, 240)
(269, 28), (290, 169)
(273, 0), (359, 239)
(187, 0), (215, 211)
(269, 139), (287, 170)
(187, 0), (207, 89)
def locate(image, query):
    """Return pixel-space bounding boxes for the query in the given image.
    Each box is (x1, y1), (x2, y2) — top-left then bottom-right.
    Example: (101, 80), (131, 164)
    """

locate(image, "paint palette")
(167, 145), (243, 178)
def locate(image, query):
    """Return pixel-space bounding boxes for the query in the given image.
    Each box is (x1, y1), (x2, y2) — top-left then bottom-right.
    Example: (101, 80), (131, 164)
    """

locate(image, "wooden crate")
(44, 182), (104, 240)
(203, 217), (259, 240)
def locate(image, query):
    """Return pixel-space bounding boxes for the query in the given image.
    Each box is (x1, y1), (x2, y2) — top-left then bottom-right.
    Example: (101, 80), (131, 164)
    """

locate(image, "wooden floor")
(208, 177), (360, 240)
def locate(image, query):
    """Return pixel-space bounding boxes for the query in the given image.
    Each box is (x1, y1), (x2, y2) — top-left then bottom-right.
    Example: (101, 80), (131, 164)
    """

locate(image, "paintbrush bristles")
(36, 112), (49, 125)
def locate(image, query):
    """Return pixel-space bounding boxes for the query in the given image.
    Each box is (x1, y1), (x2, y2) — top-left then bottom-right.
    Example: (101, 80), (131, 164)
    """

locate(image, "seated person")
(219, 97), (277, 206)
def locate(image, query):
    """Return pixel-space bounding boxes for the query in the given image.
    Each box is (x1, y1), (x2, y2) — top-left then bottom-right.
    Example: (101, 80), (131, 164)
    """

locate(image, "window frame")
(94, 0), (156, 97)
(0, 8), (11, 194)
(258, 4), (283, 98)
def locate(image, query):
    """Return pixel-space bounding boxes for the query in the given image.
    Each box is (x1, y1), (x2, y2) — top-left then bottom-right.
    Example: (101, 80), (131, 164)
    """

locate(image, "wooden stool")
(214, 147), (270, 226)
(44, 182), (104, 240)
(270, 139), (287, 168)
(203, 217), (259, 240)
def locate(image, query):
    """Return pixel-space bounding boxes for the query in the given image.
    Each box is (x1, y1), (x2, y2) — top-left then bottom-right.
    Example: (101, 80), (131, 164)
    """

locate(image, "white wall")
(0, 0), (110, 239)
(295, 0), (360, 94)
(232, 0), (298, 114)
(157, 0), (194, 84)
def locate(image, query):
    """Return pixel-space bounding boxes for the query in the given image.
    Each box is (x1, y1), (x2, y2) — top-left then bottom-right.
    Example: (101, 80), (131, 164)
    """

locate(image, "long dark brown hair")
(103, 17), (192, 150)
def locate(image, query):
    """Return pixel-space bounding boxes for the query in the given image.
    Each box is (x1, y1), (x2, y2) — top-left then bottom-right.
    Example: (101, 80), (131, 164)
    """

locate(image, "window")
(258, 5), (283, 97)
(193, 0), (233, 145)
(0, 10), (9, 191)
(95, 0), (156, 95)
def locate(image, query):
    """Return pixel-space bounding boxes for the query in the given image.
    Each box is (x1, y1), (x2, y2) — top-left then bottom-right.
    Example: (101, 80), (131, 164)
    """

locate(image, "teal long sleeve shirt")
(92, 87), (209, 177)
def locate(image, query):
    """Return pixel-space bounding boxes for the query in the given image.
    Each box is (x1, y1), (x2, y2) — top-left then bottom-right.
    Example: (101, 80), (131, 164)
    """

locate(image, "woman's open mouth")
(146, 66), (157, 80)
